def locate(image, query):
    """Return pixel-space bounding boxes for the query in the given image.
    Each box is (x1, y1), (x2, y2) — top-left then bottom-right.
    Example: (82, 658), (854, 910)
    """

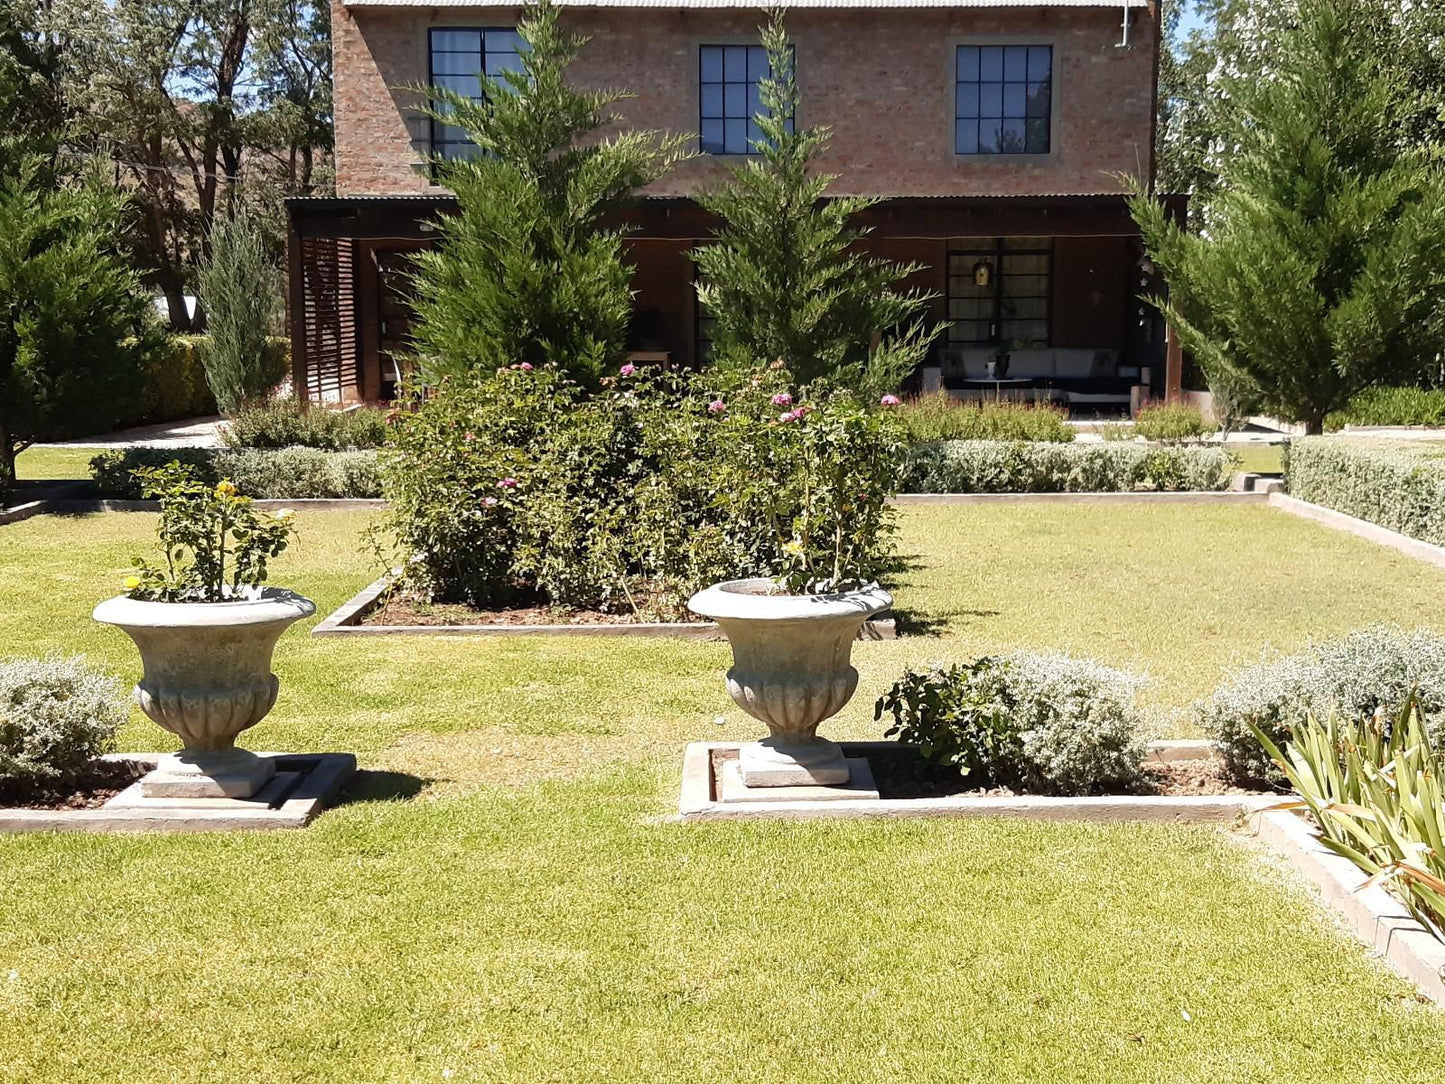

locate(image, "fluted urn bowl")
(688, 577), (892, 787)
(92, 588), (316, 798)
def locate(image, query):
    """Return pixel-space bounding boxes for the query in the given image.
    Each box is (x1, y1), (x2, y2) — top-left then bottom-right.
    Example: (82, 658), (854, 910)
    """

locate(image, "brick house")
(287, 0), (1183, 408)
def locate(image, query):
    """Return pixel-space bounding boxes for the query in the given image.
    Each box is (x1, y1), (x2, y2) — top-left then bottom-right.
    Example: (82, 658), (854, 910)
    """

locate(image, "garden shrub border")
(1285, 437), (1445, 546)
(903, 440), (1235, 494)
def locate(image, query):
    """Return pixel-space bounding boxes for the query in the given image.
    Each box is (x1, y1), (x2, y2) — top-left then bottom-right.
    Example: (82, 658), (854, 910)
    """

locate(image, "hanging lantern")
(972, 259), (993, 288)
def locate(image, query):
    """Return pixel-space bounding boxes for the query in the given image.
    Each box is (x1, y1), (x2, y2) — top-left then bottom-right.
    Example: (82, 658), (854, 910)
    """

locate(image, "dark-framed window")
(428, 27), (524, 161)
(955, 45), (1051, 155)
(946, 238), (1052, 347)
(699, 44), (793, 155)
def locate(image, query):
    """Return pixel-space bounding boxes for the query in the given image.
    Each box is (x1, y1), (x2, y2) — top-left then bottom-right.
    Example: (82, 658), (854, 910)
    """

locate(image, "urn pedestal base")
(141, 748), (277, 799)
(738, 736), (851, 787)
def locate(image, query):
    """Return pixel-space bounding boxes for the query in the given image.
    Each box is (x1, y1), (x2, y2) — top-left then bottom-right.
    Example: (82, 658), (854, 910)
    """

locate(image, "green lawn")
(1, 504), (1443, 1081)
(1228, 442), (1285, 474)
(13, 446), (97, 481)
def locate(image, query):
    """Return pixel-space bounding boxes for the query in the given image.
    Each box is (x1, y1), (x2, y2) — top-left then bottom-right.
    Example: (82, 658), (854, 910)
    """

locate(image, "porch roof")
(287, 192), (1186, 241)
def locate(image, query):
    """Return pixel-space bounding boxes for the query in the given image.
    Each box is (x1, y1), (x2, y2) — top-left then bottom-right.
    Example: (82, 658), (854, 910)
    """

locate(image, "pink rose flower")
(708, 399), (727, 414)
(771, 392), (793, 407)
(482, 496), (499, 508)
(520, 362), (534, 372)
(880, 394), (902, 407)
(497, 477), (518, 489)
(779, 410), (802, 424)
(620, 363), (637, 377)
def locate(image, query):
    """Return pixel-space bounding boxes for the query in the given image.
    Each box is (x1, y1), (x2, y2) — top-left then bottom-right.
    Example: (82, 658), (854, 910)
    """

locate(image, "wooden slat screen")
(299, 237), (359, 403)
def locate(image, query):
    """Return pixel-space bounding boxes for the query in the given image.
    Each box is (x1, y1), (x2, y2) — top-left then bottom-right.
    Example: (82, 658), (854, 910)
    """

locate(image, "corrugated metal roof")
(348, 0), (1147, 8)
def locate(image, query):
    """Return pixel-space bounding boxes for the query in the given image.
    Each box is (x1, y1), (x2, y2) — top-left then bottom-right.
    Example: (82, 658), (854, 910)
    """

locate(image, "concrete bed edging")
(0, 751), (356, 833)
(1254, 809), (1445, 1004)
(1266, 492), (1445, 571)
(313, 572), (897, 640)
(676, 740), (1270, 824)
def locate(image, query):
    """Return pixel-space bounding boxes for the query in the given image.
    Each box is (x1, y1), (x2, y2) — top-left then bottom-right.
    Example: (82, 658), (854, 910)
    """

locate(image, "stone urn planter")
(93, 589), (316, 798)
(688, 577), (892, 787)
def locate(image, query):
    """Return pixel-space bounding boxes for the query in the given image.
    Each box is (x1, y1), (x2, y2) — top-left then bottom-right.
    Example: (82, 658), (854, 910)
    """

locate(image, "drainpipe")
(1117, 1), (1132, 48)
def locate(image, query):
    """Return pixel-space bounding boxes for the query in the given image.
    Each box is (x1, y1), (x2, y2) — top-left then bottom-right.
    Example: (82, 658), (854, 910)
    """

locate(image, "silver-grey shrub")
(90, 446), (382, 499)
(876, 651), (1148, 795)
(216, 447), (383, 500)
(1198, 626), (1445, 783)
(1285, 437), (1445, 546)
(0, 657), (126, 785)
(1009, 653), (1150, 795)
(902, 440), (1233, 493)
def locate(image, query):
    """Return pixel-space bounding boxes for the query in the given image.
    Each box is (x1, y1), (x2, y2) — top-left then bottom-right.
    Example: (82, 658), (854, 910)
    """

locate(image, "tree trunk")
(0, 418), (15, 499)
(159, 273), (192, 333)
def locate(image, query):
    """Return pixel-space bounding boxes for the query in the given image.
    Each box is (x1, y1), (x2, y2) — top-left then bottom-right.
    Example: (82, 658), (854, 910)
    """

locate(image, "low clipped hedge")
(115, 335), (289, 430)
(1285, 437), (1445, 545)
(902, 440), (1234, 493)
(90, 446), (382, 500)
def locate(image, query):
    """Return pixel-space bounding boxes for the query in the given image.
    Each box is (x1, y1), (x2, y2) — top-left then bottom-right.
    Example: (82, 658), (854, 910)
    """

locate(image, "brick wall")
(333, 3), (1158, 199)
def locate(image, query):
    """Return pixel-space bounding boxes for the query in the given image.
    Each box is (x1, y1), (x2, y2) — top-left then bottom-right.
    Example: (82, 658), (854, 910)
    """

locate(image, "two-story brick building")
(287, 0), (1183, 407)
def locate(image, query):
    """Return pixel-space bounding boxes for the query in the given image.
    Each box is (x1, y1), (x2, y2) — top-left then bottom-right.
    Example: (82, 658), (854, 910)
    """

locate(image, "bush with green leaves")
(1134, 402), (1210, 443)
(1254, 700), (1445, 939)
(123, 463), (296, 602)
(408, 0), (687, 387)
(197, 204), (284, 413)
(902, 440), (1232, 493)
(1131, 0), (1445, 433)
(0, 156), (159, 496)
(1284, 437), (1445, 546)
(1197, 626), (1445, 784)
(0, 656), (126, 787)
(90, 446), (381, 500)
(692, 14), (940, 397)
(222, 398), (387, 451)
(895, 394), (1074, 444)
(1326, 386), (1445, 431)
(380, 362), (904, 613)
(875, 653), (1148, 796)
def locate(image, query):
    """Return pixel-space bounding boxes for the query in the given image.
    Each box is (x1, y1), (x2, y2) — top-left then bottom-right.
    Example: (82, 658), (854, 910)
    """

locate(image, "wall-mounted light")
(972, 259), (993, 288)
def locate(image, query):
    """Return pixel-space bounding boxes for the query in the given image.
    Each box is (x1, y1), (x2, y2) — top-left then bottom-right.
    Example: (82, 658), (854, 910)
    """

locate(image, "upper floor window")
(956, 45), (1051, 156)
(428, 28), (524, 161)
(699, 44), (792, 155)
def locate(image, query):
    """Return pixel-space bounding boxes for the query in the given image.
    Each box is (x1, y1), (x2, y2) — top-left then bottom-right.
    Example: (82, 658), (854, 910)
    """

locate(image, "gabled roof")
(346, 0), (1147, 8)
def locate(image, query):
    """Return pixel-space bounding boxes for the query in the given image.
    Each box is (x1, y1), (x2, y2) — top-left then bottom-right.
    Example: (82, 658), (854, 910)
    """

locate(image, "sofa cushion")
(1007, 350), (1055, 379)
(1054, 351), (1096, 380)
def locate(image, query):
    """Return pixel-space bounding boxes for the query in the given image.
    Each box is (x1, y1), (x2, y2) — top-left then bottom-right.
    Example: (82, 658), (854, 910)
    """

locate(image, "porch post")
(1164, 323), (1183, 402)
(286, 208), (310, 406)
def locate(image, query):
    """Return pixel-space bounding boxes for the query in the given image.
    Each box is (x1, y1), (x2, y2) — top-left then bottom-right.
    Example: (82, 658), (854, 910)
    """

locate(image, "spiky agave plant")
(1252, 698), (1445, 940)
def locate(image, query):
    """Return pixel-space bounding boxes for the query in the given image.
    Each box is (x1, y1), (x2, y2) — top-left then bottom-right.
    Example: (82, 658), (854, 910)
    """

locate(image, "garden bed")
(678, 740), (1274, 823)
(0, 759), (148, 810)
(314, 572), (899, 639)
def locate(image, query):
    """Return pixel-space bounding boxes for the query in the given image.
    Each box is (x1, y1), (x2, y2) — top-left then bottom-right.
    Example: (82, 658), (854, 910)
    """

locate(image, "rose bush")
(379, 363), (905, 615)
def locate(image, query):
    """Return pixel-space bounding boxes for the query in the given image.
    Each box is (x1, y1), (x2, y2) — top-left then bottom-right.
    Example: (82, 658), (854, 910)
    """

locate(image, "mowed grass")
(12, 446), (97, 481)
(1228, 442), (1285, 474)
(2, 504), (1444, 1081)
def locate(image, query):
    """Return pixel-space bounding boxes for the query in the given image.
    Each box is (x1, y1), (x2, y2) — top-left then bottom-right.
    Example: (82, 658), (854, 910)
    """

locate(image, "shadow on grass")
(337, 769), (430, 806)
(881, 550), (1001, 638)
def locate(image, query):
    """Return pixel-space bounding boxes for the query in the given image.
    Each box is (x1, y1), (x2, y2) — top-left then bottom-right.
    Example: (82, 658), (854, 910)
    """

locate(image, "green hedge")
(1325, 386), (1445, 430)
(90, 445), (381, 500)
(1285, 437), (1445, 545)
(902, 440), (1234, 493)
(116, 335), (289, 429)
